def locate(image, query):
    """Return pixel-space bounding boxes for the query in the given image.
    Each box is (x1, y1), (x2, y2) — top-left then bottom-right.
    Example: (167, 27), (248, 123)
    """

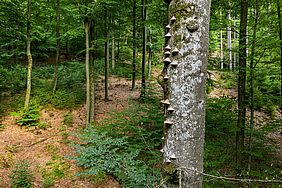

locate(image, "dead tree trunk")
(161, 1), (211, 187)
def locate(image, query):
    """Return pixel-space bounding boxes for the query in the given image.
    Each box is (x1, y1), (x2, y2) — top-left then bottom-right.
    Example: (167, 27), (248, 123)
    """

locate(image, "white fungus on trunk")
(162, 0), (211, 187)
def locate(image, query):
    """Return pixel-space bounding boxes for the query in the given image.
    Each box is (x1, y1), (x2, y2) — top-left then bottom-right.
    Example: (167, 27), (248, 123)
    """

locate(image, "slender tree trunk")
(117, 38), (120, 60)
(132, 0), (137, 91)
(277, 0), (282, 110)
(148, 30), (152, 79)
(162, 0), (211, 187)
(248, 0), (258, 173)
(234, 18), (237, 69)
(24, 0), (33, 110)
(66, 25), (69, 59)
(236, 0), (248, 166)
(105, 36), (109, 101)
(220, 30), (224, 69)
(228, 11), (232, 70)
(53, 0), (60, 92)
(112, 37), (115, 71)
(90, 21), (95, 123)
(140, 0), (147, 98)
(85, 20), (91, 125)
(220, 10), (224, 69)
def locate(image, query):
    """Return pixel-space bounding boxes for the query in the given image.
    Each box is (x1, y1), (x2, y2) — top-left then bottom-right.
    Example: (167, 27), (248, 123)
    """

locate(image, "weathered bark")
(248, 0), (258, 172)
(132, 0), (137, 90)
(277, 0), (282, 109)
(85, 20), (91, 125)
(24, 0), (33, 110)
(140, 0), (147, 97)
(53, 0), (60, 92)
(236, 0), (248, 166)
(162, 1), (211, 187)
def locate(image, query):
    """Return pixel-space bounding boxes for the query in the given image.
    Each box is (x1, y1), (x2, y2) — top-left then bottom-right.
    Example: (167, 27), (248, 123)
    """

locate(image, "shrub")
(9, 161), (33, 188)
(15, 104), (40, 127)
(72, 94), (163, 187)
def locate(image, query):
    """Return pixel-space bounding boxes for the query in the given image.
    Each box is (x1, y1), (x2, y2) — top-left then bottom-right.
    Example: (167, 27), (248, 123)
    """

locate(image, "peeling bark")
(162, 0), (211, 187)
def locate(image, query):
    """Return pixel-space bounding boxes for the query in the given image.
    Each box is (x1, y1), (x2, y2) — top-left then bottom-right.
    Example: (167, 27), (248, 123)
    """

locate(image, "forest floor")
(0, 76), (141, 188)
(0, 69), (281, 187)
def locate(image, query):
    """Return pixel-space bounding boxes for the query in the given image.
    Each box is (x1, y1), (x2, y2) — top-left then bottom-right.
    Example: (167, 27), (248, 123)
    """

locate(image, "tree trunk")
(105, 36), (109, 101)
(112, 37), (115, 71)
(236, 0), (248, 166)
(220, 10), (224, 69)
(53, 0), (60, 92)
(140, 0), (147, 98)
(90, 21), (95, 123)
(248, 0), (258, 173)
(162, 1), (211, 187)
(234, 18), (237, 69)
(24, 0), (33, 110)
(85, 20), (91, 125)
(117, 38), (120, 60)
(132, 0), (137, 91)
(148, 30), (152, 79)
(277, 0), (282, 110)
(228, 11), (232, 70)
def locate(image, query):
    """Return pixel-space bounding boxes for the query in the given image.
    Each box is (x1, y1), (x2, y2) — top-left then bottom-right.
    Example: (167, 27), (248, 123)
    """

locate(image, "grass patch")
(40, 154), (70, 188)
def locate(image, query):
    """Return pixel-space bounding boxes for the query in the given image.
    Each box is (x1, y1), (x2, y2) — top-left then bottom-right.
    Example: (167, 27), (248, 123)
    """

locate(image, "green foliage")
(0, 64), (26, 94)
(15, 104), (40, 127)
(204, 98), (282, 187)
(73, 95), (163, 187)
(40, 155), (70, 188)
(9, 161), (33, 188)
(63, 112), (73, 126)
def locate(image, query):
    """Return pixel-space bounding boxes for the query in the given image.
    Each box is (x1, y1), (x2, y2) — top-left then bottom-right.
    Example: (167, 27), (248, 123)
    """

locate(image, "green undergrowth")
(204, 98), (282, 187)
(72, 93), (163, 187)
(9, 160), (33, 188)
(40, 155), (70, 188)
(93, 58), (142, 80)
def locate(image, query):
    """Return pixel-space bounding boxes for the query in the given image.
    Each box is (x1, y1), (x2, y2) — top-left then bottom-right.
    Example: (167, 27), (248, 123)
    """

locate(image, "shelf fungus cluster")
(161, 15), (181, 164)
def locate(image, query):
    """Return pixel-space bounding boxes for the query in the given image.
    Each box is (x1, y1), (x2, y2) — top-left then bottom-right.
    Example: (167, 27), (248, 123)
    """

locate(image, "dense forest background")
(0, 0), (281, 187)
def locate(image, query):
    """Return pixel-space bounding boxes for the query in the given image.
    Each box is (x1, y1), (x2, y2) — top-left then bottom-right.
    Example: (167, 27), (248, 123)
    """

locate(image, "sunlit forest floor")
(0, 75), (141, 187)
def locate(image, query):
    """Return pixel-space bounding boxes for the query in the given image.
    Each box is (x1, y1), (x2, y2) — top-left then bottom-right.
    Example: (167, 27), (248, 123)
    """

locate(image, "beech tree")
(161, 0), (211, 187)
(24, 0), (33, 109)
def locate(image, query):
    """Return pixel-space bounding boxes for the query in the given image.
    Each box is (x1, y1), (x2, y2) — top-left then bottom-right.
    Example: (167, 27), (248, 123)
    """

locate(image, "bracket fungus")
(164, 57), (172, 64)
(161, 99), (170, 105)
